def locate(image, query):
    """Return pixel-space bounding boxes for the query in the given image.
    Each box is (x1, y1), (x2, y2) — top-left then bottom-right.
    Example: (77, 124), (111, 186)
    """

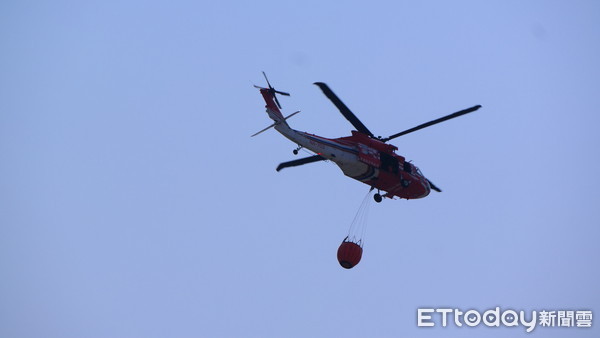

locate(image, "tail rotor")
(254, 71), (290, 109)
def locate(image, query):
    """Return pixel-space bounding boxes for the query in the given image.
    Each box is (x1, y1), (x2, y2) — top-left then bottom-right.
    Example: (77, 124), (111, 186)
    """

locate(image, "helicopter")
(253, 72), (482, 203)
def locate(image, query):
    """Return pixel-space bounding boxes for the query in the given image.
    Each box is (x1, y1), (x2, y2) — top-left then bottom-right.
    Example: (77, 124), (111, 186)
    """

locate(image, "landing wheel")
(374, 193), (383, 203)
(293, 146), (302, 155)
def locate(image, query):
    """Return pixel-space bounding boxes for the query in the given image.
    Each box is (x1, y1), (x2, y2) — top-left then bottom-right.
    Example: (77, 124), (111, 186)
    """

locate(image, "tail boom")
(260, 88), (286, 124)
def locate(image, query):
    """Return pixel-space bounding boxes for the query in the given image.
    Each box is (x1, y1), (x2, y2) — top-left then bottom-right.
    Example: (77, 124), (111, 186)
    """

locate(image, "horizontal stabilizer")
(251, 111), (300, 137)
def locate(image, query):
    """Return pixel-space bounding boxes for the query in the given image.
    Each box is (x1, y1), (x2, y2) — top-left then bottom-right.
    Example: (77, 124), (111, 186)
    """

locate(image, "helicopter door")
(380, 152), (399, 174)
(357, 144), (381, 167)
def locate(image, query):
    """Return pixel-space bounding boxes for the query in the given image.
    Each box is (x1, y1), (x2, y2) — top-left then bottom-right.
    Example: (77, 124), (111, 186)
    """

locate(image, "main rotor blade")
(381, 105), (482, 142)
(427, 179), (442, 192)
(276, 155), (326, 172)
(314, 82), (375, 138)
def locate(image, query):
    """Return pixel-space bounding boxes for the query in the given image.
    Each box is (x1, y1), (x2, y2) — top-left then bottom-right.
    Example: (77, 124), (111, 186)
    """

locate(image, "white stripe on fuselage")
(278, 129), (356, 160)
(274, 124), (372, 178)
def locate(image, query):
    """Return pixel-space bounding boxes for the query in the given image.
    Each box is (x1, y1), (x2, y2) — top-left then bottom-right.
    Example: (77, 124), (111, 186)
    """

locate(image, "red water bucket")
(337, 240), (363, 269)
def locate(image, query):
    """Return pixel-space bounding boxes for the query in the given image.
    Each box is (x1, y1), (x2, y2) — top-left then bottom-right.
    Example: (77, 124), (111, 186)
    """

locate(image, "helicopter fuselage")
(275, 122), (431, 200)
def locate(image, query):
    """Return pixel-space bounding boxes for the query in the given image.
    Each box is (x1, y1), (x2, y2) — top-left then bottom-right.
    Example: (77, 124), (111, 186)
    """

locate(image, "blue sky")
(1, 1), (599, 337)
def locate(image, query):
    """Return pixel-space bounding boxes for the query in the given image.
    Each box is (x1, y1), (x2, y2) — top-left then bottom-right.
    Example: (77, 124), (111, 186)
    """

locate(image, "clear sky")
(1, 1), (599, 337)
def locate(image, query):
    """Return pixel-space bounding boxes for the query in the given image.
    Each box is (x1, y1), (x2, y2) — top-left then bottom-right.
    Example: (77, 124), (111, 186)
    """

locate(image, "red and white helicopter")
(253, 72), (481, 203)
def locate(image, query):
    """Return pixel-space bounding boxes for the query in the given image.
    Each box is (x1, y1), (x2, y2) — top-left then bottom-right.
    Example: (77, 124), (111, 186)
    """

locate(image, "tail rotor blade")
(262, 71), (272, 89)
(273, 95), (282, 109)
(275, 90), (290, 96)
(259, 71), (290, 109)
